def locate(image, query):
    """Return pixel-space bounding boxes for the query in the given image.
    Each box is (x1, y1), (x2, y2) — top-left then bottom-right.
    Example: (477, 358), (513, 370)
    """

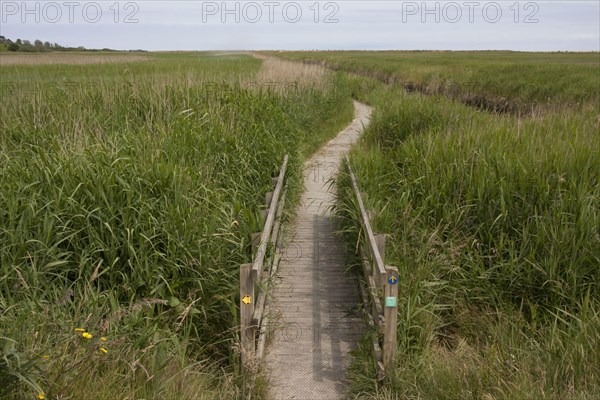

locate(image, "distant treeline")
(0, 36), (144, 52)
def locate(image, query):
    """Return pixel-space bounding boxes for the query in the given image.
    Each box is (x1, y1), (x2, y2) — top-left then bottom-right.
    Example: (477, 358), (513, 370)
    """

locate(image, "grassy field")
(273, 51), (600, 113)
(0, 52), (354, 399)
(314, 53), (600, 399)
(2, 49), (598, 400)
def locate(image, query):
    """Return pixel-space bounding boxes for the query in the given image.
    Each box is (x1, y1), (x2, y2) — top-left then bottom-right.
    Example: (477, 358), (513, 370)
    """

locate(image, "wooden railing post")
(347, 161), (386, 282)
(366, 209), (375, 222)
(265, 191), (274, 208)
(251, 232), (261, 256)
(383, 266), (398, 372)
(259, 208), (268, 221)
(239, 155), (289, 373)
(252, 155), (288, 283)
(240, 263), (255, 366)
(346, 158), (395, 378)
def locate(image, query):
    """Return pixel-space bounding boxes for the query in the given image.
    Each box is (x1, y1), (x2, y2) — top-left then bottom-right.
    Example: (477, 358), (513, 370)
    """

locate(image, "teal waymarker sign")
(385, 297), (397, 308)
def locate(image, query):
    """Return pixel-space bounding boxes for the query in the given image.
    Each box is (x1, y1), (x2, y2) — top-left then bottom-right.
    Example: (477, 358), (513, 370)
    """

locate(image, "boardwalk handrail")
(252, 155), (288, 282)
(345, 156), (398, 380)
(346, 159), (387, 284)
(240, 154), (288, 369)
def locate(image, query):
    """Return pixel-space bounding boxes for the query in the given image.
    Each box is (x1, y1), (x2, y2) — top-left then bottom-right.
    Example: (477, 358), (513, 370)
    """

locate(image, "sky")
(1, 1), (599, 51)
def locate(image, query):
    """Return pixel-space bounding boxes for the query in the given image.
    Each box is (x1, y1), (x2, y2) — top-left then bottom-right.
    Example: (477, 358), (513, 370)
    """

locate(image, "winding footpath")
(265, 101), (373, 400)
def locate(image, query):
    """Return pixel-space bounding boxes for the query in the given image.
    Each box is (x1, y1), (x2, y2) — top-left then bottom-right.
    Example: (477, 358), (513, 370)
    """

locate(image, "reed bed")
(0, 52), (353, 399)
(327, 61), (599, 399)
(275, 51), (600, 114)
(252, 54), (328, 89)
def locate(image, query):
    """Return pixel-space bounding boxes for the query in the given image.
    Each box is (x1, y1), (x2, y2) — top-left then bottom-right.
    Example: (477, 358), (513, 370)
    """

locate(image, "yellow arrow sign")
(241, 295), (252, 305)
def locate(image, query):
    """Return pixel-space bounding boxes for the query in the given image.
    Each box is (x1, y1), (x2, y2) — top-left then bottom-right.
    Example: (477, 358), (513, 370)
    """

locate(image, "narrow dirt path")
(265, 101), (372, 400)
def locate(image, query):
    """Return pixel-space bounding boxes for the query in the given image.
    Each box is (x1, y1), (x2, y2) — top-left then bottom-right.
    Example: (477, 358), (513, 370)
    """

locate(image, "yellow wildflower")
(99, 347), (108, 354)
(100, 337), (108, 342)
(74, 328), (85, 332)
(36, 393), (45, 399)
(42, 355), (49, 360)
(82, 332), (93, 339)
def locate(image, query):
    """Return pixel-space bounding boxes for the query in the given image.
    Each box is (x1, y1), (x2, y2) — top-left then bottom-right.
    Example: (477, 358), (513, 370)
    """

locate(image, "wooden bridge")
(239, 101), (398, 399)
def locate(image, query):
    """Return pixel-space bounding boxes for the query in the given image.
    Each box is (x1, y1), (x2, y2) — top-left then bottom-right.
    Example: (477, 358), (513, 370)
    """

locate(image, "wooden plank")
(368, 276), (385, 332)
(383, 266), (398, 372)
(252, 287), (267, 326)
(251, 232), (261, 256)
(240, 263), (255, 365)
(375, 359), (385, 382)
(359, 246), (372, 276)
(346, 158), (386, 286)
(252, 187), (287, 327)
(269, 187), (287, 275)
(252, 155), (288, 282)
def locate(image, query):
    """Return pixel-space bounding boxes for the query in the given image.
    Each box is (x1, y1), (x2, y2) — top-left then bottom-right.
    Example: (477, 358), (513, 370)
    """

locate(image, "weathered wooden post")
(240, 263), (255, 366)
(251, 232), (261, 256)
(265, 191), (274, 207)
(238, 155), (288, 379)
(383, 265), (398, 373)
(366, 209), (375, 222)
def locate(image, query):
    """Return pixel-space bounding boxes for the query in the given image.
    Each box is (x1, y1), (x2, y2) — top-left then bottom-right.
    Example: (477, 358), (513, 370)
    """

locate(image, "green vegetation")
(0, 53), (353, 399)
(273, 51), (600, 112)
(318, 53), (600, 399)
(0, 36), (119, 52)
(2, 48), (598, 400)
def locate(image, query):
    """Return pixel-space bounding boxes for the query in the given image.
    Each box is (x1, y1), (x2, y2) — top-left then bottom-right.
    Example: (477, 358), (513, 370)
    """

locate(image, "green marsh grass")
(0, 52), (353, 399)
(274, 51), (600, 113)
(327, 59), (599, 399)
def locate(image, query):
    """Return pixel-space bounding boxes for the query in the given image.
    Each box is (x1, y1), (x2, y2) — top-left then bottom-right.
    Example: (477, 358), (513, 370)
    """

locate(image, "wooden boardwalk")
(265, 101), (372, 400)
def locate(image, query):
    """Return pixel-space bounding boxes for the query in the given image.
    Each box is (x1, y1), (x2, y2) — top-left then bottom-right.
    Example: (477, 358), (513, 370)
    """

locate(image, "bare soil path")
(265, 101), (372, 400)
